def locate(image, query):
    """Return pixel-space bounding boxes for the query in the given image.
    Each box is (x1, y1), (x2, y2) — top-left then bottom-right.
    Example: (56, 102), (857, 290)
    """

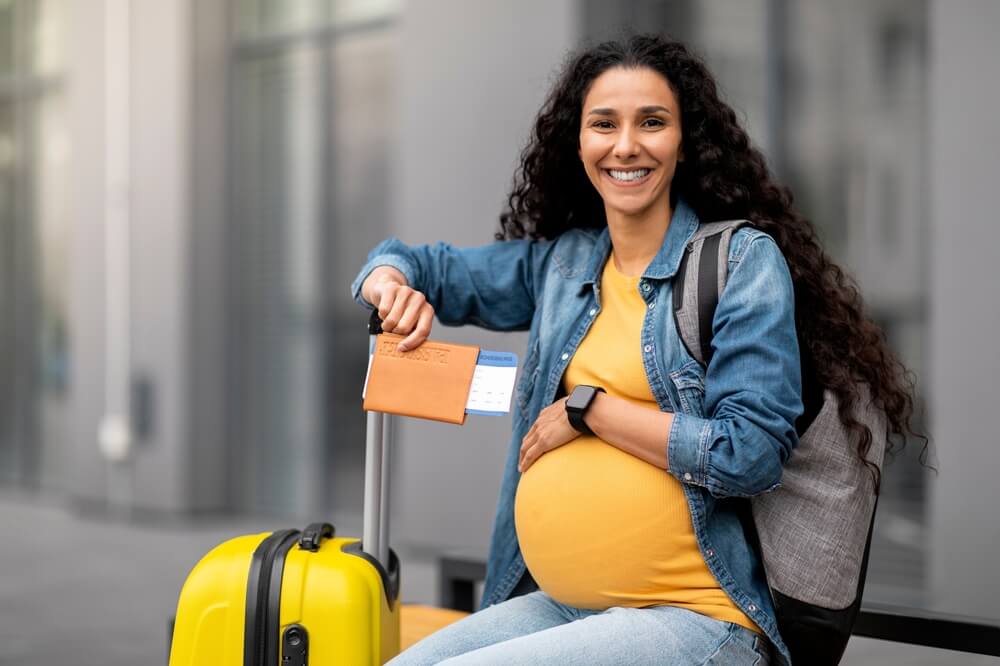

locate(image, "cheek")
(653, 135), (682, 164)
(578, 140), (603, 183)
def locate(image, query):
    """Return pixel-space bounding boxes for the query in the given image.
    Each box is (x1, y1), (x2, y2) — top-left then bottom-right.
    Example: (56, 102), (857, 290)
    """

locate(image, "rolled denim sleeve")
(667, 234), (803, 497)
(350, 237), (553, 331)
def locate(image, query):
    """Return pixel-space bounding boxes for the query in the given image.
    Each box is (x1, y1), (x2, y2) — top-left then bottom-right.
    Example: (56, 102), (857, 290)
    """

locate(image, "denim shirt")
(351, 200), (802, 664)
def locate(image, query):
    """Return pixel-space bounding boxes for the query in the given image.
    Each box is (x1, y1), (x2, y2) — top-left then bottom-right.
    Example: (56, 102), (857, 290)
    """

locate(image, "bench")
(424, 555), (1000, 658)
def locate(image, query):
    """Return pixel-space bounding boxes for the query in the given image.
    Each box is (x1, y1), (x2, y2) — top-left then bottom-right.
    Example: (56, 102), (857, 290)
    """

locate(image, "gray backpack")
(674, 220), (887, 665)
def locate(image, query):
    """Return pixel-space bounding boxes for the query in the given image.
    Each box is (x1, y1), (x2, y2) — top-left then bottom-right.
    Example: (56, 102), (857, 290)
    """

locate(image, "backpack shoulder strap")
(673, 220), (750, 366)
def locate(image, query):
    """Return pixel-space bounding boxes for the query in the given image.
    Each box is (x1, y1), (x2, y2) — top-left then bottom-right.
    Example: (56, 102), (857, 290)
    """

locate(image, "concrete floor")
(1, 490), (996, 666)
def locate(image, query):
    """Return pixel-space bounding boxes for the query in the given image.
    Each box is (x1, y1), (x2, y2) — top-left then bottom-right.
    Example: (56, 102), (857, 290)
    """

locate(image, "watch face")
(566, 386), (596, 411)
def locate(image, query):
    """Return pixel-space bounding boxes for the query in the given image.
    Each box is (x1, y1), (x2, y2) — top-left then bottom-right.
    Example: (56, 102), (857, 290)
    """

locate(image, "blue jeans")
(388, 591), (772, 665)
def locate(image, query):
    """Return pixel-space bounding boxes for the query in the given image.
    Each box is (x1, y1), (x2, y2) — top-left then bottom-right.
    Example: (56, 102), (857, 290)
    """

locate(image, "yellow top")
(514, 253), (759, 633)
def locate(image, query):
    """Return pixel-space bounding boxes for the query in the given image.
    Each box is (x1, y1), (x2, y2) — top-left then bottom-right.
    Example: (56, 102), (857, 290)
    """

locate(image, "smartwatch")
(565, 385), (605, 436)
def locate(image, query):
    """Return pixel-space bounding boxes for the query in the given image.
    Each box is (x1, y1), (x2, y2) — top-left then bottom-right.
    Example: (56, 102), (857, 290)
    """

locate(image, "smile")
(603, 168), (653, 186)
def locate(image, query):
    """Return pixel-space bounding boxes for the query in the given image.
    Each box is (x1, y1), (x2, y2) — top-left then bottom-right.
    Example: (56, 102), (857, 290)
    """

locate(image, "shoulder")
(728, 226), (785, 269)
(722, 226), (794, 306)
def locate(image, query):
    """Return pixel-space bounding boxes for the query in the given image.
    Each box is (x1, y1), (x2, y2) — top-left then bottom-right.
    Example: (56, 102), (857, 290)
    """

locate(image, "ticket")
(465, 350), (519, 416)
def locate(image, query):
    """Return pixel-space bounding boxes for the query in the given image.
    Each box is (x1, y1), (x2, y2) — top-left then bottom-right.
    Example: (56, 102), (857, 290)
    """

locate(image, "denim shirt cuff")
(667, 412), (711, 486)
(350, 254), (419, 308)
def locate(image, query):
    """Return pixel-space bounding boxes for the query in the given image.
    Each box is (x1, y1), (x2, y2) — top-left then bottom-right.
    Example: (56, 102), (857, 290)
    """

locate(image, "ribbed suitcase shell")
(169, 531), (400, 665)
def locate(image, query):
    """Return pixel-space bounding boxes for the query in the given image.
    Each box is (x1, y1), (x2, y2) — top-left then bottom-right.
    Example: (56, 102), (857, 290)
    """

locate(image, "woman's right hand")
(362, 266), (435, 352)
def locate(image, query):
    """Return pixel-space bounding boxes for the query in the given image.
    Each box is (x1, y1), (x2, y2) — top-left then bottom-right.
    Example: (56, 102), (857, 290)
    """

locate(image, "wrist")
(584, 390), (609, 436)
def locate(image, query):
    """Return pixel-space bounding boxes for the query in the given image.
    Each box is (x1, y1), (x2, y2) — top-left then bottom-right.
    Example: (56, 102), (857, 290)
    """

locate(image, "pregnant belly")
(514, 435), (706, 610)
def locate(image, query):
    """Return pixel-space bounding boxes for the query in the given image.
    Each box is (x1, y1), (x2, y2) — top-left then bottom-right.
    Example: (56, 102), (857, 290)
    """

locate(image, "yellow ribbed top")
(514, 253), (759, 633)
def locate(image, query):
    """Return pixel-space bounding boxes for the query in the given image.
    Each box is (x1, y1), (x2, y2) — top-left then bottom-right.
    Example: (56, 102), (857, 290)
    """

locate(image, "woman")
(352, 35), (919, 665)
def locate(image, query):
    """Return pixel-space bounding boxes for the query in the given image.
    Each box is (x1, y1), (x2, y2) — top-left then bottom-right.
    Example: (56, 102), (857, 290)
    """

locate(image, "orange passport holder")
(363, 333), (480, 425)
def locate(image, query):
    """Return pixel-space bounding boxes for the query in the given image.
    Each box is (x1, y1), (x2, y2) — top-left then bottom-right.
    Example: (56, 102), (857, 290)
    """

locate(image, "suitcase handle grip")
(298, 522), (335, 551)
(368, 310), (384, 335)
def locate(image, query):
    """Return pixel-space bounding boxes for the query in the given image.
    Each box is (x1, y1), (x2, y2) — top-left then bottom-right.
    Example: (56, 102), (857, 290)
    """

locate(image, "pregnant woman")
(353, 35), (918, 665)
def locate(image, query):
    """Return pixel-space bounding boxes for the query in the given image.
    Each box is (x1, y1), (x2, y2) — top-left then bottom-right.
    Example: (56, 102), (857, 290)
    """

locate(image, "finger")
(522, 427), (552, 471)
(519, 431), (536, 470)
(376, 282), (401, 321)
(382, 288), (412, 333)
(394, 290), (427, 335)
(519, 430), (533, 460)
(520, 441), (543, 473)
(398, 304), (434, 352)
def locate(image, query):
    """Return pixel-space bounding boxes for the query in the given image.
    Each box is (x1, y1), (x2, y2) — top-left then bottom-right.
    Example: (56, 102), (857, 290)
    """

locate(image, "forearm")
(586, 392), (674, 470)
(351, 238), (542, 330)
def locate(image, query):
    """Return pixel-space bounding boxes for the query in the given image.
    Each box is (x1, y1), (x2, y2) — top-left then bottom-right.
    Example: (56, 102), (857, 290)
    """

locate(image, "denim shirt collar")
(580, 199), (699, 291)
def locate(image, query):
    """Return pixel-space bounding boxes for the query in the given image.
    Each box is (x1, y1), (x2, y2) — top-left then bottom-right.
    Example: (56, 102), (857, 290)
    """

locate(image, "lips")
(602, 167), (654, 187)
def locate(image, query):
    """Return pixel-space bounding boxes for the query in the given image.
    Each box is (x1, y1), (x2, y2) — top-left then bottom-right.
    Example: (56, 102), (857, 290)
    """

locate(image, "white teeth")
(608, 168), (651, 182)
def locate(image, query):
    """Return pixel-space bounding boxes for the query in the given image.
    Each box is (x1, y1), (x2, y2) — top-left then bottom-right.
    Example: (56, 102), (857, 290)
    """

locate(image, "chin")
(606, 200), (655, 218)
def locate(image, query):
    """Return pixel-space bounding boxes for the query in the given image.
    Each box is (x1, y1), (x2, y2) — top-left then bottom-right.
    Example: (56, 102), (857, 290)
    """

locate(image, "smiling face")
(579, 66), (683, 225)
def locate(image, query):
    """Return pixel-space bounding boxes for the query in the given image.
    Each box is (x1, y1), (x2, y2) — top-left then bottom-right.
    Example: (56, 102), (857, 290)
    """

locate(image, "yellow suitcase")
(169, 524), (400, 665)
(170, 313), (402, 665)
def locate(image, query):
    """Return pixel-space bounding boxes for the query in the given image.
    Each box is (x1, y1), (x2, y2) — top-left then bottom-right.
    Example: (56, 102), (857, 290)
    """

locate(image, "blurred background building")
(1, 0), (998, 663)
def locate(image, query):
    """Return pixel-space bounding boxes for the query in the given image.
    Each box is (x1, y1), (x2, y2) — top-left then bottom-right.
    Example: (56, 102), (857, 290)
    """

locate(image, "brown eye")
(642, 117), (666, 128)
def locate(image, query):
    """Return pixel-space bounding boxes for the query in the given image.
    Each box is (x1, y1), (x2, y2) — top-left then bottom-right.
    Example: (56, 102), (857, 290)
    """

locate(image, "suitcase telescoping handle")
(364, 311), (392, 569)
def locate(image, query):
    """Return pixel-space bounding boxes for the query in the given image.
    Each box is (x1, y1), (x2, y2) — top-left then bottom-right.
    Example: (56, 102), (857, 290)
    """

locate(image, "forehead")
(583, 66), (677, 111)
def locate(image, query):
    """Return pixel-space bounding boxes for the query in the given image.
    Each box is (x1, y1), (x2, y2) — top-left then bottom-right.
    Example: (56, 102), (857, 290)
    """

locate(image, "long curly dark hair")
(497, 34), (927, 490)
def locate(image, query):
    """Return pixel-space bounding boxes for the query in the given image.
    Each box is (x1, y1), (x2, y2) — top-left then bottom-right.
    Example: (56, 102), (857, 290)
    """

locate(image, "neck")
(605, 197), (672, 277)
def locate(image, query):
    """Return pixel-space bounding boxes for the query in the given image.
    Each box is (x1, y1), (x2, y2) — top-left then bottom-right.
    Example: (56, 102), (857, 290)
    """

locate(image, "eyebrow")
(586, 105), (673, 117)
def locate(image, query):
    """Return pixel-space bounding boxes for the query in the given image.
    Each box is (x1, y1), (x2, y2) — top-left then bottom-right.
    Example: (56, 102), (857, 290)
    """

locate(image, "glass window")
(331, 0), (399, 26)
(233, 0), (397, 40)
(234, 0), (332, 40)
(0, 98), (20, 483)
(0, 1), (14, 76)
(0, 0), (68, 487)
(22, 0), (66, 76)
(229, 44), (327, 514)
(228, 3), (396, 517)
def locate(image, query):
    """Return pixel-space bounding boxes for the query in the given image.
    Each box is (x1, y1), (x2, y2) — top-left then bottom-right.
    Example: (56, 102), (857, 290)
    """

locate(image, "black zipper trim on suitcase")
(341, 541), (402, 609)
(244, 529), (300, 666)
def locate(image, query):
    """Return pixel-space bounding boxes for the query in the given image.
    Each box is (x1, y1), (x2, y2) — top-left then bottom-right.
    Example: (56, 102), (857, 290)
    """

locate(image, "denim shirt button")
(643, 344), (652, 353)
(749, 604), (757, 612)
(561, 352), (569, 361)
(683, 472), (692, 481)
(640, 281), (651, 292)
(648, 301), (655, 309)
(706, 549), (714, 557)
(589, 308), (597, 316)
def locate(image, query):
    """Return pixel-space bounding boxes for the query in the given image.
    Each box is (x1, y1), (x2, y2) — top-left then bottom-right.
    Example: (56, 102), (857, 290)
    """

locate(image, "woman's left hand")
(518, 398), (581, 473)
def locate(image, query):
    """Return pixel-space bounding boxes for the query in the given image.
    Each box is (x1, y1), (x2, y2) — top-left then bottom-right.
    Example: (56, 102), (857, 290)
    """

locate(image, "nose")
(613, 125), (640, 160)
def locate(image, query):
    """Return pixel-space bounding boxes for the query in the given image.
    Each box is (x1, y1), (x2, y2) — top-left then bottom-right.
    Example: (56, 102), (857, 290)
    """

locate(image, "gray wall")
(127, 0), (191, 512)
(385, 0), (578, 557)
(927, 0), (1000, 621)
(187, 0), (230, 513)
(66, 0), (229, 513)
(65, 0), (108, 503)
